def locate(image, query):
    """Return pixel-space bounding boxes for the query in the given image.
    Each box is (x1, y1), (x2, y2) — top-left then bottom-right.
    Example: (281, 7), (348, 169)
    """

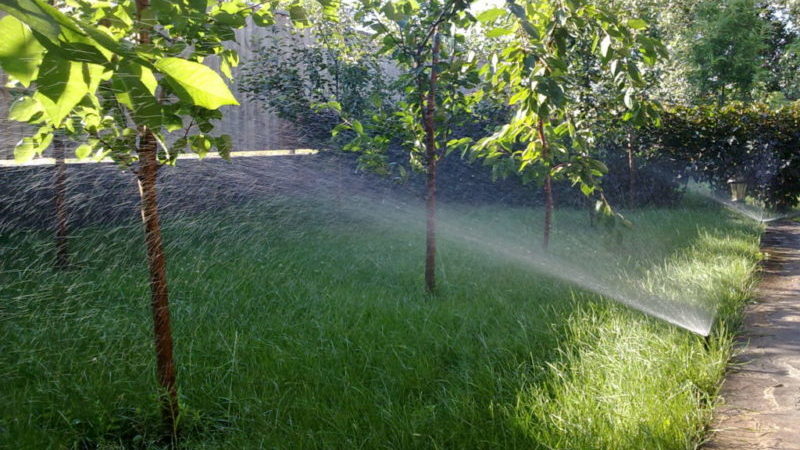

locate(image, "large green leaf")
(154, 57), (238, 110)
(476, 8), (505, 23)
(14, 130), (51, 162)
(2, 0), (149, 67)
(0, 0), (61, 42)
(14, 137), (37, 162)
(33, 53), (89, 125)
(111, 62), (162, 128)
(8, 96), (44, 122)
(0, 15), (44, 86)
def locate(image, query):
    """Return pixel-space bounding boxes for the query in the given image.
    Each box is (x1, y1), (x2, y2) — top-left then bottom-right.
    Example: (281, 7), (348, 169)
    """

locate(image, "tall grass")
(0, 197), (761, 448)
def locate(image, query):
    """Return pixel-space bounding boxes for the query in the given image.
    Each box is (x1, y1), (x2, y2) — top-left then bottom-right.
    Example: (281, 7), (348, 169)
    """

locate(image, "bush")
(647, 102), (800, 209)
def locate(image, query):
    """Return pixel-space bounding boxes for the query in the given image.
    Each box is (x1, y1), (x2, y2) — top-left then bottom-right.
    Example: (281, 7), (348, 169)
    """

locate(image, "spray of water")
(1, 147), (718, 340)
(695, 191), (771, 222)
(685, 182), (796, 224)
(342, 194), (716, 336)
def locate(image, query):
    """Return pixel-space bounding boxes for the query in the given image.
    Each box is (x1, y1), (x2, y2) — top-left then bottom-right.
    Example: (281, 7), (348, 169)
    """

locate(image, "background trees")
(688, 0), (766, 105)
(472, 0), (663, 247)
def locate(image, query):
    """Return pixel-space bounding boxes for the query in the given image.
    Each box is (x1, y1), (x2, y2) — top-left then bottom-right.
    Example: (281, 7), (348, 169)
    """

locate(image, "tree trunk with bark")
(537, 119), (553, 249)
(422, 31), (441, 293)
(53, 134), (69, 268)
(135, 0), (178, 432)
(137, 130), (179, 431)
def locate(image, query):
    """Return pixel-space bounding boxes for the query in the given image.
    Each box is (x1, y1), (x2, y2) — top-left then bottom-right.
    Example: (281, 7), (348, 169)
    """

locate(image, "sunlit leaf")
(155, 57), (239, 110)
(476, 8), (505, 23)
(8, 96), (43, 122)
(13, 137), (36, 162)
(33, 53), (90, 125)
(0, 15), (45, 86)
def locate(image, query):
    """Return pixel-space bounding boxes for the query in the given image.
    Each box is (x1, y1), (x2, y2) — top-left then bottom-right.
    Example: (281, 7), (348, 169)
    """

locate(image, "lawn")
(0, 195), (762, 449)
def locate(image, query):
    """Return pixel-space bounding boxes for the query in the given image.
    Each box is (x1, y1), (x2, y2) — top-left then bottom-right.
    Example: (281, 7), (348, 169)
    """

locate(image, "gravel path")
(707, 220), (800, 449)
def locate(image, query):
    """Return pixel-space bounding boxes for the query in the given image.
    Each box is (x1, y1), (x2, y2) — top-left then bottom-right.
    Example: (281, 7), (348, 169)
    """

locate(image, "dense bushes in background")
(647, 102), (800, 209)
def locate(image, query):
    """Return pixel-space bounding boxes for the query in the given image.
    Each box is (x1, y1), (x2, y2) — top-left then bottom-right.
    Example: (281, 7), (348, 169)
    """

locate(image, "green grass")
(0, 196), (762, 449)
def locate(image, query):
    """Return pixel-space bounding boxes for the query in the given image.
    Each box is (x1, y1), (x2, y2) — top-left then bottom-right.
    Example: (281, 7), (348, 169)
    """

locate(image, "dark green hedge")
(645, 102), (800, 209)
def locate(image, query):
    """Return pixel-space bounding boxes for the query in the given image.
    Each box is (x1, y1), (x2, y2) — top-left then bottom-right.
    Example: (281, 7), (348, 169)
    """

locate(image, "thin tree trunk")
(135, 0), (178, 432)
(422, 31), (441, 293)
(537, 119), (553, 249)
(626, 130), (637, 208)
(53, 134), (69, 268)
(137, 130), (179, 431)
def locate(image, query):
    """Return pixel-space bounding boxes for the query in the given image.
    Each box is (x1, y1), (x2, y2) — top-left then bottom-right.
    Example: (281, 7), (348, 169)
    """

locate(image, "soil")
(707, 220), (800, 449)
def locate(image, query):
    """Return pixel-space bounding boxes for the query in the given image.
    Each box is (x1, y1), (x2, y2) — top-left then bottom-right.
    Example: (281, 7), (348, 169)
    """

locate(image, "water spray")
(349, 197), (717, 337)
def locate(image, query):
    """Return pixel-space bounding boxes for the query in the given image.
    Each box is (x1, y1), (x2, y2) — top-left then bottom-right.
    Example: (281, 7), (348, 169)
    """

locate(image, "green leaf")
(624, 88), (635, 109)
(75, 20), (143, 64)
(600, 34), (612, 58)
(477, 8), (505, 23)
(33, 53), (89, 125)
(190, 134), (212, 157)
(75, 143), (92, 159)
(626, 18), (648, 30)
(289, 5), (310, 27)
(111, 62), (162, 128)
(215, 134), (232, 159)
(8, 96), (43, 122)
(486, 27), (513, 38)
(55, 25), (111, 64)
(0, 15), (45, 86)
(331, 122), (348, 137)
(154, 57), (239, 110)
(317, 0), (339, 21)
(139, 65), (158, 94)
(14, 137), (36, 162)
(507, 1), (538, 40)
(380, 3), (402, 21)
(0, 0), (61, 42)
(164, 114), (183, 132)
(508, 90), (528, 105)
(351, 119), (364, 135)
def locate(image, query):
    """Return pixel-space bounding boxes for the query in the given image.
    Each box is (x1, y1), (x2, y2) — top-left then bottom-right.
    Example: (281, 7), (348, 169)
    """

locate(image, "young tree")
(689, 0), (766, 105)
(0, 0), (333, 432)
(330, 0), (479, 292)
(472, 0), (663, 248)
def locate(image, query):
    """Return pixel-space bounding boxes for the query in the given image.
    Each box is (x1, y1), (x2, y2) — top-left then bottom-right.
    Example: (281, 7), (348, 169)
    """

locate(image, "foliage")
(688, 0), (766, 105)
(647, 102), (800, 209)
(758, 2), (800, 102)
(575, 132), (688, 207)
(471, 0), (663, 193)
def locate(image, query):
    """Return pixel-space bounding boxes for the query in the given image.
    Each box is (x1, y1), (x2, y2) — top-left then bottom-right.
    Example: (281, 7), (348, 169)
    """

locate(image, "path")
(707, 220), (800, 449)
